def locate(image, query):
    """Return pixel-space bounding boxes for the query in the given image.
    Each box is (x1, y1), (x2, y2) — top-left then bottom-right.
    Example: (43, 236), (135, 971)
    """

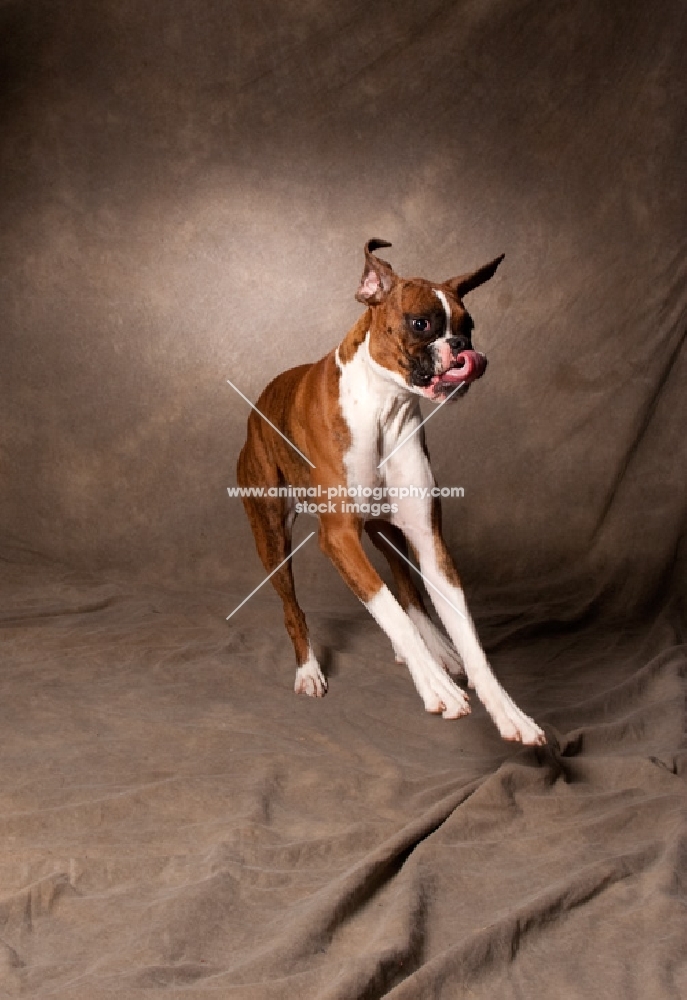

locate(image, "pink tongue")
(436, 350), (487, 384)
(440, 368), (469, 383)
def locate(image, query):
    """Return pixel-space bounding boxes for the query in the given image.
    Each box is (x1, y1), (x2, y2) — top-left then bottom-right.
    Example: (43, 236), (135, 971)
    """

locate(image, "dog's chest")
(335, 340), (430, 492)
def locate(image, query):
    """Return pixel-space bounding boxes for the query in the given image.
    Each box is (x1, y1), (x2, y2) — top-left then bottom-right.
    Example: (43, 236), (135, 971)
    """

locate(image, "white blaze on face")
(433, 288), (453, 336)
(432, 289), (454, 372)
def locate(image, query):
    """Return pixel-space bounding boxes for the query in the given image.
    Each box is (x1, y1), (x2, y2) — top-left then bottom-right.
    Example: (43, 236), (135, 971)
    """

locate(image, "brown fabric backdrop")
(0, 1), (685, 997)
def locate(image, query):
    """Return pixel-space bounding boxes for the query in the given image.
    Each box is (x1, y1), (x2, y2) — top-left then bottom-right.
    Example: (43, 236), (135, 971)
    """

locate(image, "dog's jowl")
(237, 240), (545, 745)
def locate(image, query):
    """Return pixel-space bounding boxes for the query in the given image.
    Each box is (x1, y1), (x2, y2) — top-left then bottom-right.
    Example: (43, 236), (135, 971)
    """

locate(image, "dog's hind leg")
(364, 519), (466, 680)
(237, 447), (326, 698)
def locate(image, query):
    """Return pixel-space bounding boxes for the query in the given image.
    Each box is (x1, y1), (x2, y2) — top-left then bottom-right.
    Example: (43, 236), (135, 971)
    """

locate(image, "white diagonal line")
(377, 382), (465, 469)
(226, 531), (316, 621)
(227, 379), (316, 469)
(377, 533), (467, 620)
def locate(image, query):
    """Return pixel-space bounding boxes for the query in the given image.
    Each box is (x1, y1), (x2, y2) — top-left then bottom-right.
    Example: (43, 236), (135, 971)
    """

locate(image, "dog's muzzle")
(431, 350), (488, 393)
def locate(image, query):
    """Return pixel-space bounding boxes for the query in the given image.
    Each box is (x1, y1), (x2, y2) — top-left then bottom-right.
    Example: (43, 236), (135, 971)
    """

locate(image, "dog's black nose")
(448, 337), (469, 353)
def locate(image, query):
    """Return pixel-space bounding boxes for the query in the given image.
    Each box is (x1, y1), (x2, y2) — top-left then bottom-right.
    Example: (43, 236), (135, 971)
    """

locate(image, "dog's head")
(355, 239), (502, 401)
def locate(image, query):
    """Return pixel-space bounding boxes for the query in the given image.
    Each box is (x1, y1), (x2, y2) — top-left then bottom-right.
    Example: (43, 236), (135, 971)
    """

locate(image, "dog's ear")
(355, 238), (396, 305)
(446, 254), (504, 298)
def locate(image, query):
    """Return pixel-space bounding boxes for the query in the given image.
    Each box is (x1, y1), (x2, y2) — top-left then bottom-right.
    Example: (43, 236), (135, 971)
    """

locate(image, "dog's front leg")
(397, 516), (545, 745)
(318, 518), (470, 719)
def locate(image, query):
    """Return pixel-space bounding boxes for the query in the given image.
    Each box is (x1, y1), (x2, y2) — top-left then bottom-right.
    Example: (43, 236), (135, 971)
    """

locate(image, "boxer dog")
(237, 240), (545, 745)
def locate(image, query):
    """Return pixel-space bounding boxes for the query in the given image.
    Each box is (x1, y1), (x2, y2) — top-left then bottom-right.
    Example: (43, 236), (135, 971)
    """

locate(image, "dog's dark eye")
(411, 318), (431, 334)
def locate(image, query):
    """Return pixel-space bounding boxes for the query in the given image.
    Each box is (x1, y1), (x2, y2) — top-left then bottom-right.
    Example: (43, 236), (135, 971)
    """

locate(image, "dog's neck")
(335, 328), (420, 449)
(336, 313), (418, 408)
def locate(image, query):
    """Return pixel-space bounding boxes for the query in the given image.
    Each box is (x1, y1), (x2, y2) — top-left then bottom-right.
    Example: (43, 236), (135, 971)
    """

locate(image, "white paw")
(294, 655), (327, 698)
(493, 700), (546, 745)
(420, 669), (470, 720)
(408, 608), (467, 681)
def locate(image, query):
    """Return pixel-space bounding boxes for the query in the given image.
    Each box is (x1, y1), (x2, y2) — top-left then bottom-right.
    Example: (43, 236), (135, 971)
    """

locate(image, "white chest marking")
(335, 335), (424, 489)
